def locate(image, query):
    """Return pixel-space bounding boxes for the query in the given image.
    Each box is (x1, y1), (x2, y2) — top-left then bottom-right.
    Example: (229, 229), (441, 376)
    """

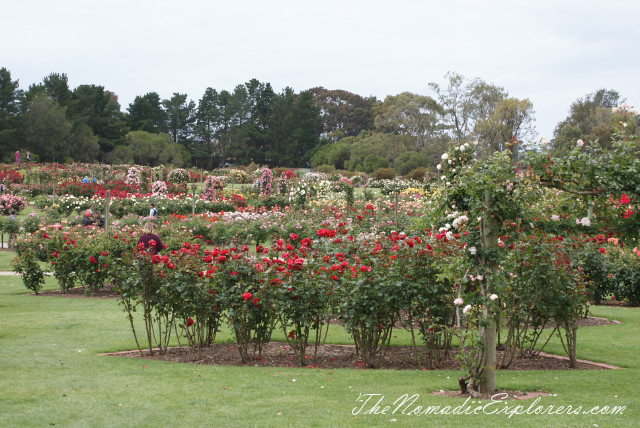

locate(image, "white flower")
(454, 297), (464, 306)
(551, 214), (560, 221)
(447, 159), (452, 164)
(580, 217), (591, 227)
(476, 275), (483, 281)
(441, 153), (449, 160)
(489, 294), (498, 301)
(445, 231), (454, 241)
(436, 164), (441, 170)
(463, 305), (472, 315)
(577, 139), (584, 147)
(468, 246), (477, 255)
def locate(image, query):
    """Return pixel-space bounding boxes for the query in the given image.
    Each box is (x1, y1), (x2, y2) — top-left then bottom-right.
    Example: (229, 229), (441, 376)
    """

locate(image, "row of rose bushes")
(13, 212), (637, 367)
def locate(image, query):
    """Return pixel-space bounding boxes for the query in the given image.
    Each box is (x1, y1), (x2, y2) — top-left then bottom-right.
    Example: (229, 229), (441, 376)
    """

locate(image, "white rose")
(489, 294), (498, 301)
(441, 153), (449, 160)
(463, 304), (472, 315)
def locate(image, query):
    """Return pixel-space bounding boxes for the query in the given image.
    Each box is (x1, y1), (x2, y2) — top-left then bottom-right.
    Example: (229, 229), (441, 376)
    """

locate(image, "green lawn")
(0, 271), (638, 426)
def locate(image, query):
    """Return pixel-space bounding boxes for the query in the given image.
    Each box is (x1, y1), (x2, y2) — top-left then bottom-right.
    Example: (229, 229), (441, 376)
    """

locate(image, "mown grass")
(1, 266), (638, 426)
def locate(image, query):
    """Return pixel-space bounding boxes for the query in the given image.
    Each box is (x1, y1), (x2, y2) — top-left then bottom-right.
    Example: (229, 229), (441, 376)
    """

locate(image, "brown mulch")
(597, 299), (634, 307)
(31, 286), (118, 299)
(431, 390), (549, 400)
(103, 342), (608, 371)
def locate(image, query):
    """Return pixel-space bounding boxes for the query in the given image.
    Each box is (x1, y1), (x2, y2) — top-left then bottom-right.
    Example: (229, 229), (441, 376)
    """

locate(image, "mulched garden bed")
(104, 342), (609, 371)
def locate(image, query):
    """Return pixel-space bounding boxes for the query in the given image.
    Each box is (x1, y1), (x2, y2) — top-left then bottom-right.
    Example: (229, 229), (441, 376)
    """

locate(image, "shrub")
(167, 168), (190, 186)
(313, 164), (336, 174)
(405, 167), (428, 182)
(370, 168), (396, 181)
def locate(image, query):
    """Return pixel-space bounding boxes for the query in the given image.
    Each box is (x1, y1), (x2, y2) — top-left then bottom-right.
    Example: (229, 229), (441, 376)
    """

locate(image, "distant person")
(15, 151), (20, 164)
(137, 221), (166, 254)
(92, 177), (97, 184)
(9, 210), (17, 222)
(149, 203), (158, 217)
(82, 177), (89, 184)
(0, 182), (4, 193)
(26, 151), (30, 163)
(92, 212), (105, 227)
(81, 212), (93, 227)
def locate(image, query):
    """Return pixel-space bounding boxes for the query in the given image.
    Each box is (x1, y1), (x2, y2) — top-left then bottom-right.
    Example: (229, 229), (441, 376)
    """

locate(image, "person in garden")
(92, 212), (105, 227)
(81, 212), (93, 227)
(137, 221), (166, 254)
(15, 151), (20, 164)
(26, 151), (30, 163)
(82, 177), (89, 184)
(149, 203), (158, 217)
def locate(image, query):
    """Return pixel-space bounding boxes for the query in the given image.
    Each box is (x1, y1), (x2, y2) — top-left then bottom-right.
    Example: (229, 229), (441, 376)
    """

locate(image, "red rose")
(289, 233), (298, 241)
(148, 239), (157, 248)
(187, 317), (194, 326)
(288, 331), (295, 339)
(101, 251), (107, 256)
(598, 248), (606, 254)
(242, 292), (252, 301)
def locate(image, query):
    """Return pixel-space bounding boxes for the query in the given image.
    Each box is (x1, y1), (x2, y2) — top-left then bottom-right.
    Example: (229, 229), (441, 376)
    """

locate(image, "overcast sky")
(4, 0), (639, 141)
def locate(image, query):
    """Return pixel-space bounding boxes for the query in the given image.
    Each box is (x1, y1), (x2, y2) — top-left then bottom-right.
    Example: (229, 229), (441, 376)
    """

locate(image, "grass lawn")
(0, 271), (638, 427)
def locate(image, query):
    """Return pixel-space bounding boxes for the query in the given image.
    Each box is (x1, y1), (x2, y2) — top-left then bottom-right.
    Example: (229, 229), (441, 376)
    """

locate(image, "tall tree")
(22, 94), (72, 162)
(162, 92), (196, 145)
(192, 87), (222, 169)
(0, 67), (22, 154)
(551, 89), (624, 157)
(69, 84), (127, 156)
(429, 72), (507, 143)
(373, 92), (445, 150)
(126, 92), (168, 134)
(310, 87), (375, 142)
(474, 97), (536, 158)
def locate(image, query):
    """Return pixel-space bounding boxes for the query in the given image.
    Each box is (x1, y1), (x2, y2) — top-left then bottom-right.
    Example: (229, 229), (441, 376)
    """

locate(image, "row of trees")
(0, 67), (633, 171)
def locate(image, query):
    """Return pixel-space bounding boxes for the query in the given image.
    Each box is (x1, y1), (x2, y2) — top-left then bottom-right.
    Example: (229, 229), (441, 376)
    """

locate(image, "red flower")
(187, 317), (194, 326)
(89, 256), (98, 264)
(288, 331), (295, 339)
(148, 239), (157, 248)
(289, 233), (298, 241)
(101, 251), (108, 257)
(242, 292), (252, 301)
(598, 248), (606, 254)
(331, 275), (338, 281)
(252, 297), (260, 306)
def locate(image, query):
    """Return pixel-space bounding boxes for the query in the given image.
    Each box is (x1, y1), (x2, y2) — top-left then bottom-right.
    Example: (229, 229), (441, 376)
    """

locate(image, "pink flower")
(454, 297), (464, 306)
(577, 139), (584, 147)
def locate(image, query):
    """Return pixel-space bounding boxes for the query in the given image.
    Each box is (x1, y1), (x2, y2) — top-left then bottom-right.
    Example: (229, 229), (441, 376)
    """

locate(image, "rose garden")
(1, 104), (639, 426)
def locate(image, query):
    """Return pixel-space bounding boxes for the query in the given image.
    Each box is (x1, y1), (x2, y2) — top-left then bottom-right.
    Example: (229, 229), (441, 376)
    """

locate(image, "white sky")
(4, 0), (639, 141)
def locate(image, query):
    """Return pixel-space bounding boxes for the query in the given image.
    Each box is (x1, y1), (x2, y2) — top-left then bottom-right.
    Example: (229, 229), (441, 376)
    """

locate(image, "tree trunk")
(479, 188), (498, 393)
